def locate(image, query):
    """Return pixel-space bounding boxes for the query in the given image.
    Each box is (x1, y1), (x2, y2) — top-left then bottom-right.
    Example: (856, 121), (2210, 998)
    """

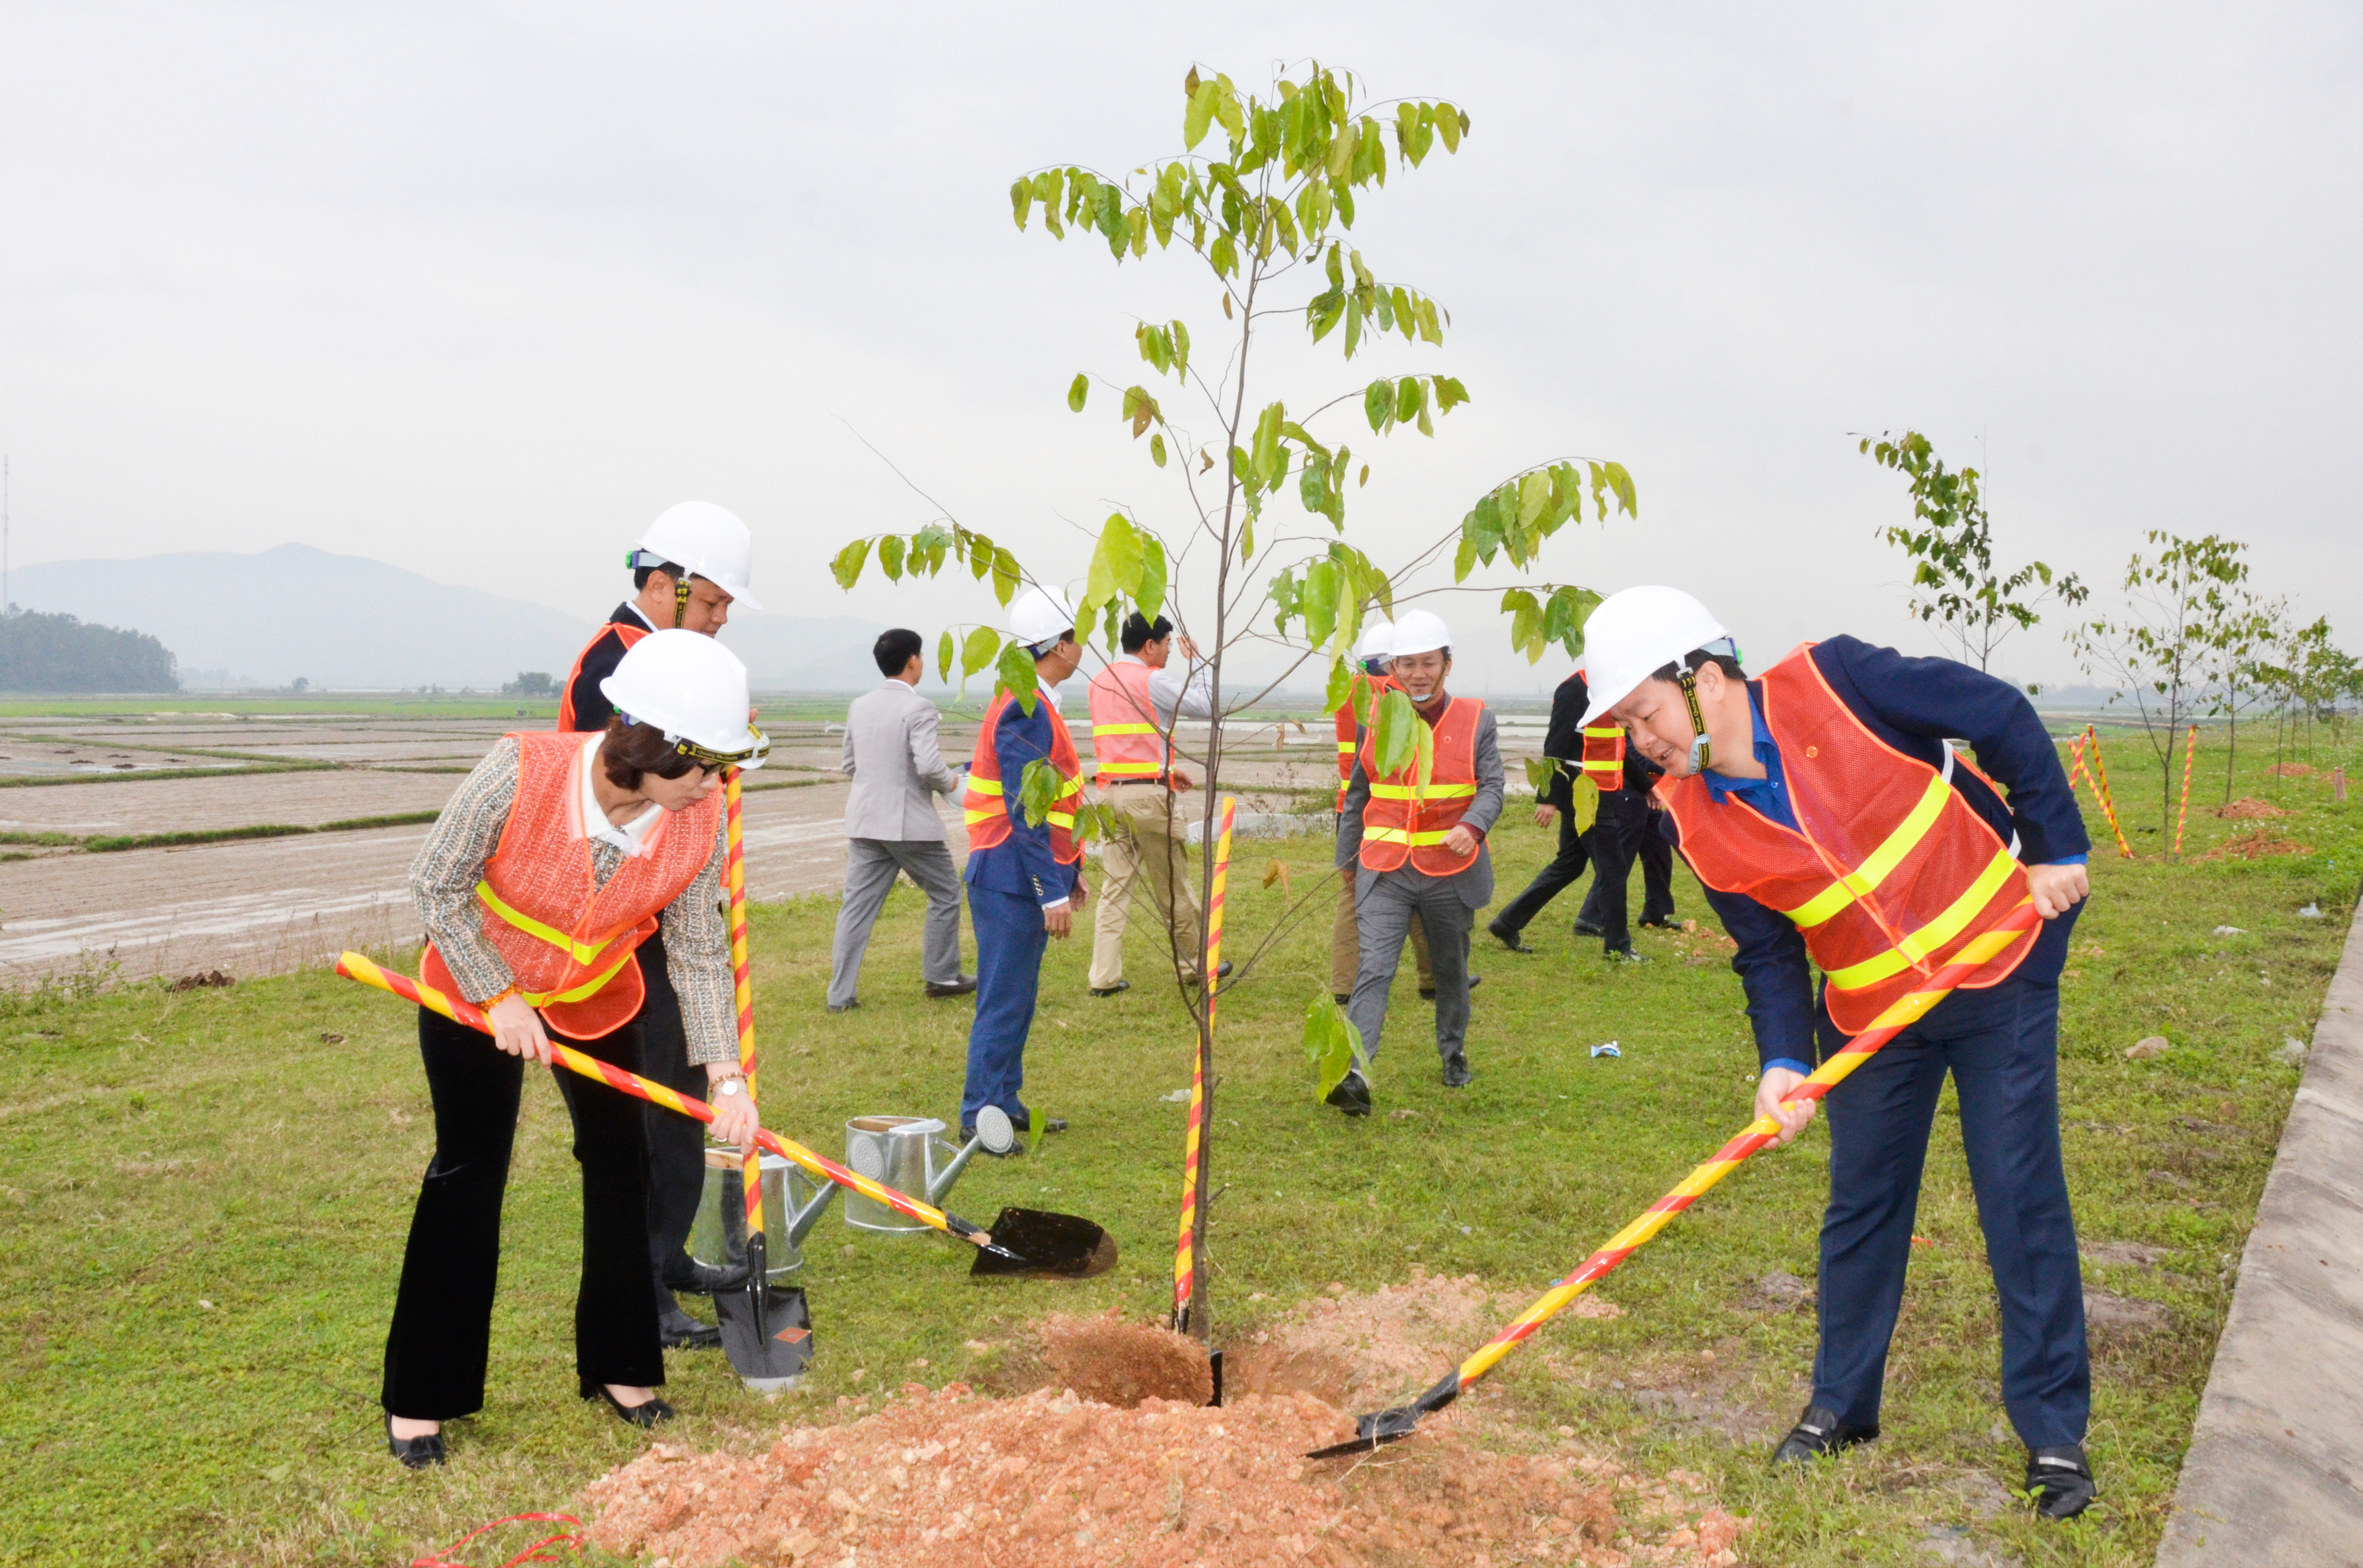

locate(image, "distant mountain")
(8, 544), (895, 691)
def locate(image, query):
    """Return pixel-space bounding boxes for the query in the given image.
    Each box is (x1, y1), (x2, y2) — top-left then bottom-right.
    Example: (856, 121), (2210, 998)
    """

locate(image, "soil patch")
(2266, 762), (2314, 777)
(1038, 1312), (1212, 1406)
(2199, 828), (2310, 861)
(2214, 797), (2292, 819)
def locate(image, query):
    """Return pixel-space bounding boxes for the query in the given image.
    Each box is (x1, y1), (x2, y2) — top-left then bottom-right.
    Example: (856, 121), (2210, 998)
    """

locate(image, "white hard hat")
(634, 501), (761, 610)
(599, 629), (768, 767)
(1356, 620), (1395, 664)
(1577, 586), (1735, 726)
(1010, 586), (1078, 649)
(1388, 608), (1451, 659)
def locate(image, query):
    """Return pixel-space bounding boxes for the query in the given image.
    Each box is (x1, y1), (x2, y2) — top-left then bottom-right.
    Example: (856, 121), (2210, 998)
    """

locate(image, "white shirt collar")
(622, 601), (659, 632)
(579, 733), (661, 856)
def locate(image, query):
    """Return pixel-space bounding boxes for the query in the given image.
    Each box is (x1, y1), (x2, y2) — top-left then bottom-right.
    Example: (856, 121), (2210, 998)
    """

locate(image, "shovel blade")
(716, 1235), (812, 1391)
(1305, 1370), (1461, 1459)
(967, 1206), (1118, 1279)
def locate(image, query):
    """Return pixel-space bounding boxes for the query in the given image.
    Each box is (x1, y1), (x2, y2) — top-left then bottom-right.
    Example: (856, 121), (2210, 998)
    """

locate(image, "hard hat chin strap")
(673, 575), (691, 629)
(1679, 667), (1712, 773)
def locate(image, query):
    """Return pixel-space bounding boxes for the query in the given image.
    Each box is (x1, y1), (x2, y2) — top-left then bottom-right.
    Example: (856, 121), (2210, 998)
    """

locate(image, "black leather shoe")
(826, 999), (860, 1014)
(1572, 917), (1604, 937)
(662, 1256), (749, 1295)
(385, 1413), (446, 1470)
(1333, 992), (1350, 1005)
(2026, 1445), (2096, 1519)
(1441, 1053), (1473, 1088)
(582, 1383), (675, 1429)
(1183, 961), (1234, 985)
(1487, 921), (1533, 953)
(925, 975), (978, 998)
(1089, 979), (1131, 997)
(657, 1298), (722, 1349)
(1639, 916), (1680, 930)
(1419, 974), (1481, 1000)
(1770, 1403), (1878, 1466)
(1604, 946), (1650, 965)
(1325, 1069), (1372, 1116)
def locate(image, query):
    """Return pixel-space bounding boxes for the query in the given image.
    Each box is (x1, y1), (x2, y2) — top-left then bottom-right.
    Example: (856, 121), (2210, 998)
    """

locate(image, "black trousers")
(1490, 805), (1590, 934)
(634, 935), (709, 1296)
(381, 1007), (663, 1420)
(1577, 789), (1675, 948)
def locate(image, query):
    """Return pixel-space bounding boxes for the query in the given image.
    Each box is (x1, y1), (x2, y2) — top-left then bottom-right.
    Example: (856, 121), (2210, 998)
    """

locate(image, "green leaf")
(1149, 432), (1169, 469)
(996, 638), (1040, 716)
(1370, 687), (1419, 776)
(1010, 179), (1033, 230)
(1324, 654), (1354, 716)
(1089, 514), (1145, 610)
(936, 629), (954, 684)
(1604, 460), (1638, 517)
(1432, 375), (1469, 412)
(1394, 377), (1420, 425)
(1454, 528), (1478, 583)
(1519, 471), (1551, 528)
(960, 625), (1000, 681)
(1302, 558), (1340, 649)
(1122, 385), (1161, 438)
(830, 538), (871, 590)
(1068, 373), (1089, 413)
(1523, 755), (1561, 794)
(1302, 992), (1369, 1103)
(1502, 588), (1543, 660)
(990, 546), (1022, 606)
(1435, 102), (1463, 152)
(1017, 756), (1061, 828)
(1364, 378), (1394, 432)
(1251, 400), (1286, 489)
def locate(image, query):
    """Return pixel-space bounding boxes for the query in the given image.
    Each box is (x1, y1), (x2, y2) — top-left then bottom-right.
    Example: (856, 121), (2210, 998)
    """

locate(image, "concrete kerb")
(2155, 891), (2363, 1564)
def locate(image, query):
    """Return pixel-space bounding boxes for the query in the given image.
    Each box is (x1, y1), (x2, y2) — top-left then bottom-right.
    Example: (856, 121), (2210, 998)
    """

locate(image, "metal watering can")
(688, 1148), (841, 1279)
(842, 1106), (1013, 1233)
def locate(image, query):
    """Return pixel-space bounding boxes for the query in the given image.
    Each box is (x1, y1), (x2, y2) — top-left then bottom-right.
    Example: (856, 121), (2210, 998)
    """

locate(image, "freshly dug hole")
(1039, 1310), (1212, 1406)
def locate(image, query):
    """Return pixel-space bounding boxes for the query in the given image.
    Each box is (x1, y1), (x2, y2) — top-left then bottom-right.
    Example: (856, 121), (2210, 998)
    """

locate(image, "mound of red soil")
(2267, 762), (2315, 778)
(2201, 828), (2312, 861)
(2215, 797), (2293, 819)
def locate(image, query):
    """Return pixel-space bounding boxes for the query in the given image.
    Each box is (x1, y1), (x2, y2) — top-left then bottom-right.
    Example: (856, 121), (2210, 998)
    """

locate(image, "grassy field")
(0, 729), (2354, 1566)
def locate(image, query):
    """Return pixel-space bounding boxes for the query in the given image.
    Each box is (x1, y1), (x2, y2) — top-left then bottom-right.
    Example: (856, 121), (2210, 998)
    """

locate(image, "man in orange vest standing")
(1083, 612), (1219, 997)
(1331, 622), (1434, 1003)
(958, 586), (1086, 1143)
(556, 502), (758, 1351)
(1583, 586), (2098, 1520)
(1331, 608), (1504, 1113)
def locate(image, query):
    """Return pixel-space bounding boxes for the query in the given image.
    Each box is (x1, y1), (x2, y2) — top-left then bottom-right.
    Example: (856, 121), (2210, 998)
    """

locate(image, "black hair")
(873, 628), (925, 678)
(1648, 649), (1747, 685)
(600, 716), (701, 789)
(1120, 613), (1174, 654)
(631, 557), (684, 592)
(1026, 629), (1077, 660)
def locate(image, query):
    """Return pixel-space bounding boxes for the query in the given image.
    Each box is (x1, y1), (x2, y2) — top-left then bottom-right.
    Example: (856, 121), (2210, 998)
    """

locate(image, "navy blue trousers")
(964, 884), (1049, 1128)
(1810, 972), (2089, 1448)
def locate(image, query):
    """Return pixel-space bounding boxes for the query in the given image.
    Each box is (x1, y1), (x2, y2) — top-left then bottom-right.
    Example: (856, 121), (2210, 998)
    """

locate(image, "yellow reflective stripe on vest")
(1781, 772), (1952, 929)
(1089, 722), (1158, 736)
(966, 777), (1004, 796)
(1822, 848), (2021, 992)
(1363, 825), (1461, 847)
(519, 945), (638, 1007)
(1336, 740), (1355, 753)
(1366, 782), (1478, 800)
(476, 880), (624, 968)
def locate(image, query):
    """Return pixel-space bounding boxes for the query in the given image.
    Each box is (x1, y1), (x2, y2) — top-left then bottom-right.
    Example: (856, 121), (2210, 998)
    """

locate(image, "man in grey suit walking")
(827, 630), (975, 1012)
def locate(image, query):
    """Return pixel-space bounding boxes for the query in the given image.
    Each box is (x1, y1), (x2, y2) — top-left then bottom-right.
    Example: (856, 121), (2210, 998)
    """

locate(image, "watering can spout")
(783, 1175), (839, 1246)
(927, 1105), (1014, 1204)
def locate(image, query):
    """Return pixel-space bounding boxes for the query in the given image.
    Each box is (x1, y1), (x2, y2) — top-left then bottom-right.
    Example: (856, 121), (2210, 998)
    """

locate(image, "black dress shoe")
(1333, 992), (1351, 1006)
(657, 1298), (722, 1350)
(1184, 961), (1234, 985)
(2026, 1444), (2097, 1519)
(827, 999), (860, 1014)
(582, 1383), (675, 1429)
(925, 975), (978, 998)
(1638, 916), (1680, 930)
(384, 1412), (446, 1470)
(1572, 917), (1604, 937)
(1089, 979), (1131, 997)
(1486, 921), (1533, 953)
(1325, 1069), (1372, 1117)
(1419, 974), (1480, 1000)
(1441, 1053), (1473, 1088)
(662, 1256), (749, 1295)
(1770, 1403), (1878, 1466)
(1604, 946), (1650, 965)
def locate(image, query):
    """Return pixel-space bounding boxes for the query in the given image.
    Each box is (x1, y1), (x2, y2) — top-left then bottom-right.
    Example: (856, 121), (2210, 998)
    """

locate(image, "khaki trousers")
(1330, 867), (1431, 997)
(1089, 783), (1206, 990)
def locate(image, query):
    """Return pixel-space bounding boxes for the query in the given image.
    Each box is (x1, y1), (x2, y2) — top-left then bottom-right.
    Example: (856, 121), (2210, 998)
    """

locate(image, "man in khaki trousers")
(1085, 615), (1219, 996)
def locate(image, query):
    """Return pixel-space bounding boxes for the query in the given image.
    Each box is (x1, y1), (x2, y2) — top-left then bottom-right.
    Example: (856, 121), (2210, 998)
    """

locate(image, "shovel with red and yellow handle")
(1308, 899), (2044, 1459)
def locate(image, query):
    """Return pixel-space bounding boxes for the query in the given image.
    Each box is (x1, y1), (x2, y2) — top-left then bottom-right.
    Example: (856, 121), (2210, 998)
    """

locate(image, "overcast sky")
(4, 1), (2356, 694)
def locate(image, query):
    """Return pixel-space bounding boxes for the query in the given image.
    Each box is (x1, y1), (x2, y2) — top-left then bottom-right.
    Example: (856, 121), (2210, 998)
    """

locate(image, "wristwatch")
(715, 1077), (746, 1099)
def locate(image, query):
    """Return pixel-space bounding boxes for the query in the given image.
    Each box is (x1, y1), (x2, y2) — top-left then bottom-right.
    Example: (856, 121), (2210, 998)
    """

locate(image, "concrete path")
(2156, 895), (2363, 1565)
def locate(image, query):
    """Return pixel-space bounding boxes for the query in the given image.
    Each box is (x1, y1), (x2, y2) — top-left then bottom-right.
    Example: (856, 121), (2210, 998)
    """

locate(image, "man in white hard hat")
(1583, 585), (2098, 1520)
(1083, 612), (1223, 997)
(1331, 607), (1505, 1113)
(556, 501), (760, 1353)
(1329, 621), (1434, 1002)
(956, 586), (1086, 1144)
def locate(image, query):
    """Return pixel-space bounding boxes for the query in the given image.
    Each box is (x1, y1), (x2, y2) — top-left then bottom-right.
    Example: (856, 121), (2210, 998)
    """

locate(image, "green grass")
(0, 731), (2355, 1565)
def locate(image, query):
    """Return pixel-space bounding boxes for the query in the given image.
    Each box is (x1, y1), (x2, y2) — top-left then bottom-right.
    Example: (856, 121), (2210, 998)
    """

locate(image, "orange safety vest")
(1086, 659), (1171, 785)
(422, 731), (722, 1040)
(1335, 671), (1401, 812)
(556, 619), (651, 733)
(1358, 695), (1486, 877)
(1657, 645), (2035, 1035)
(1581, 724), (1626, 786)
(962, 690), (1083, 864)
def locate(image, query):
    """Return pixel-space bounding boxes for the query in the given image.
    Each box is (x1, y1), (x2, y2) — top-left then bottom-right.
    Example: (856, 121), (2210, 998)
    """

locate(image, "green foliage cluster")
(0, 608), (179, 694)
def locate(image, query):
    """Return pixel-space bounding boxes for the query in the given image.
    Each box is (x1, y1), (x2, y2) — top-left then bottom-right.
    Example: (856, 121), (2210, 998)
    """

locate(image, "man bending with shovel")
(1581, 586), (2097, 1520)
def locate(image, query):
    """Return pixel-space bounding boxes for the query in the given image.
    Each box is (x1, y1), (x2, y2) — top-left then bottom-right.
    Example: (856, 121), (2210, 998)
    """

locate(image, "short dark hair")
(1121, 613), (1174, 654)
(874, 628), (925, 678)
(632, 557), (683, 591)
(600, 716), (702, 790)
(1649, 649), (1747, 685)
(1026, 629), (1076, 659)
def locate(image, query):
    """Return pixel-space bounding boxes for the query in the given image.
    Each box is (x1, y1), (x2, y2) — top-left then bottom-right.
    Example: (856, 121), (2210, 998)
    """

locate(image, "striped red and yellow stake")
(1319, 900), (2045, 1454)
(725, 771), (765, 1260)
(1171, 794), (1235, 1337)
(2174, 723), (2198, 857)
(2084, 725), (2133, 858)
(335, 950), (1004, 1251)
(2063, 736), (2125, 859)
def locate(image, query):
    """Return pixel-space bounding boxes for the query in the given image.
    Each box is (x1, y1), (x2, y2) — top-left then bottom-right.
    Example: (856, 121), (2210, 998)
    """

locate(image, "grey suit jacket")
(841, 681), (962, 842)
(1336, 702), (1504, 908)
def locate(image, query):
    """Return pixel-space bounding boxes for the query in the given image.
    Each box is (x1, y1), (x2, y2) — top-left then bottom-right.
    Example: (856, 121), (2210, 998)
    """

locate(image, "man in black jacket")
(1485, 668), (1594, 950)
